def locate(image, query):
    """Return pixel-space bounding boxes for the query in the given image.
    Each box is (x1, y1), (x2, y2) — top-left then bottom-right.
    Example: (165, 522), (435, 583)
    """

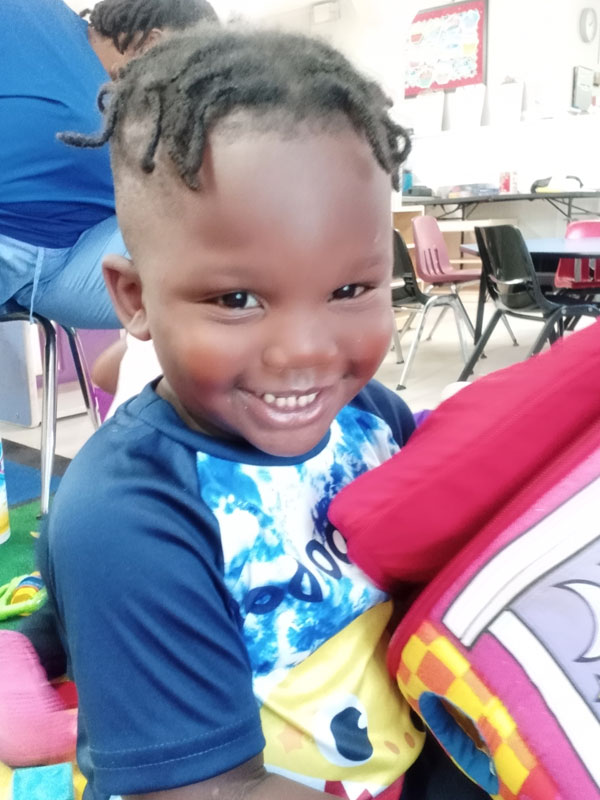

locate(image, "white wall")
(65, 0), (90, 11)
(259, 0), (600, 234)
(485, 0), (600, 115)
(401, 0), (600, 235)
(256, 0), (420, 112)
(67, 0), (600, 233)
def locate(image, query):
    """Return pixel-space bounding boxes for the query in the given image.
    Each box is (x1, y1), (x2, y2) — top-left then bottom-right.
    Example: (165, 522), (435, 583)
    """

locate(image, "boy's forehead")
(114, 120), (391, 260)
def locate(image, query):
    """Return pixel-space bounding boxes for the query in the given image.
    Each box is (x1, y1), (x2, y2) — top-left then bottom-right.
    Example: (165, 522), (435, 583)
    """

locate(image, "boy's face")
(107, 125), (394, 457)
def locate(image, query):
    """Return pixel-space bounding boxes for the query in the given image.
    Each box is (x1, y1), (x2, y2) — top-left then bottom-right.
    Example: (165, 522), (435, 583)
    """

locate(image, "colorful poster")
(405, 1), (486, 97)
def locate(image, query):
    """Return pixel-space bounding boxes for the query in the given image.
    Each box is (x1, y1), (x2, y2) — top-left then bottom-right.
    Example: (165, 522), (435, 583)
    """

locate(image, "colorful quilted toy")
(330, 321), (600, 799)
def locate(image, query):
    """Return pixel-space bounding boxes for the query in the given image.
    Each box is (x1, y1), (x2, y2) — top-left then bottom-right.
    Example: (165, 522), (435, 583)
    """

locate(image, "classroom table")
(461, 238), (600, 343)
(401, 191), (600, 222)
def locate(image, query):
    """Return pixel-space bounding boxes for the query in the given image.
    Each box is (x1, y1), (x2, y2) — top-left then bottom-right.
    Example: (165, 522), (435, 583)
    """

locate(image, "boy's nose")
(262, 315), (339, 371)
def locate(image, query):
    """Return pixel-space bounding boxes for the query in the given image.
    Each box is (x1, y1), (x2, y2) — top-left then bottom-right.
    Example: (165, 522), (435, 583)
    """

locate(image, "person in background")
(0, 0), (218, 770)
(0, 0), (218, 329)
(13, 26), (489, 800)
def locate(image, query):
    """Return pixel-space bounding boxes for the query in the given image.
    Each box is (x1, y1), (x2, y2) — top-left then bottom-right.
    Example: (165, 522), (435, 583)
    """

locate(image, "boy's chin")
(247, 428), (329, 458)
(241, 412), (337, 457)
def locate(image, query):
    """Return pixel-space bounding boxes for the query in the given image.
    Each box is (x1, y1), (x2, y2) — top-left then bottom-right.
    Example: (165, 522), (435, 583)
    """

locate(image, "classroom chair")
(457, 225), (600, 381)
(391, 231), (473, 390)
(0, 302), (100, 516)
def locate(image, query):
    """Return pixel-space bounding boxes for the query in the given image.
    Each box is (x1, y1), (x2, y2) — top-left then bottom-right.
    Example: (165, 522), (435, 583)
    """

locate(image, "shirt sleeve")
(352, 380), (416, 448)
(39, 433), (264, 797)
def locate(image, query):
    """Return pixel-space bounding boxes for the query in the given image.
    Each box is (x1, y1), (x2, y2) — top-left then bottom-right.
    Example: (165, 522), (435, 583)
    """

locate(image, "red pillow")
(328, 321), (600, 589)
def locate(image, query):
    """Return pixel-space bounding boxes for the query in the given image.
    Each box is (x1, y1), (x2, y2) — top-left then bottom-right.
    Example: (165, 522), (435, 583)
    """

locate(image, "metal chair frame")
(0, 303), (100, 516)
(411, 213), (518, 347)
(391, 231), (474, 390)
(458, 225), (600, 382)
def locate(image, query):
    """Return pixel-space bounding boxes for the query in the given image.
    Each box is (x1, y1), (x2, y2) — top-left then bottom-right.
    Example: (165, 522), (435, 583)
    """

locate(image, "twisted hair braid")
(88, 0), (218, 53)
(60, 27), (411, 191)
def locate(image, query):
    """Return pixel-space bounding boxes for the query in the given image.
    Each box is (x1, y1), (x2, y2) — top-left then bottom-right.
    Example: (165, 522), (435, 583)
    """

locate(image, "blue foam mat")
(4, 460), (60, 506)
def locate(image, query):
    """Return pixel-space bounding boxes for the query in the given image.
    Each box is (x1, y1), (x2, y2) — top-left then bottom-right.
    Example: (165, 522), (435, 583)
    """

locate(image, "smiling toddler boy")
(37, 26), (488, 800)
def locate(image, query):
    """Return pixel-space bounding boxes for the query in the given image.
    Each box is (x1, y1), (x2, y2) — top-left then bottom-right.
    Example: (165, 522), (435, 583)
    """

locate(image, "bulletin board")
(405, 1), (487, 98)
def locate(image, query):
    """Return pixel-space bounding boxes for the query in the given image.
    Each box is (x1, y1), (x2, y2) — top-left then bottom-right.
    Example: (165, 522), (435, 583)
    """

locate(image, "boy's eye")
(215, 291), (260, 309)
(330, 284), (368, 301)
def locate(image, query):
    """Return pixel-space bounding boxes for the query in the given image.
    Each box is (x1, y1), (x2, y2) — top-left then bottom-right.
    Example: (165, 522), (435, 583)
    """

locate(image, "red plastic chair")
(412, 215), (521, 347)
(555, 219), (600, 289)
(411, 215), (481, 341)
(412, 215), (481, 288)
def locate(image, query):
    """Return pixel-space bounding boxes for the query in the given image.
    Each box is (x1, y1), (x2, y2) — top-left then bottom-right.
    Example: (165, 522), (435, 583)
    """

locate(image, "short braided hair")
(88, 0), (218, 53)
(60, 27), (411, 191)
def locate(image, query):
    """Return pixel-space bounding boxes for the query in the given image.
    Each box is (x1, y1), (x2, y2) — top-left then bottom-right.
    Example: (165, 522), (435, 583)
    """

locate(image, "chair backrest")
(392, 230), (429, 305)
(475, 225), (544, 311)
(411, 215), (452, 283)
(555, 219), (600, 288)
(565, 219), (600, 239)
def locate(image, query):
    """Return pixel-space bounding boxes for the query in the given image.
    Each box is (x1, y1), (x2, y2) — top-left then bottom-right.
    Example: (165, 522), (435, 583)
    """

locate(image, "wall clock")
(579, 7), (598, 43)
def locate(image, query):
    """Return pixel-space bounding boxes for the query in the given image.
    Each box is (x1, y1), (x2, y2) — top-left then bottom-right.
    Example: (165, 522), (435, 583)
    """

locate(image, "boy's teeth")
(262, 392), (318, 409)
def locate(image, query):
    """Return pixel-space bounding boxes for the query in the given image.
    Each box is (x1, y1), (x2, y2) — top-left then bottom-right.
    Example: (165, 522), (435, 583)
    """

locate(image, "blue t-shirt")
(0, 0), (115, 247)
(40, 381), (419, 799)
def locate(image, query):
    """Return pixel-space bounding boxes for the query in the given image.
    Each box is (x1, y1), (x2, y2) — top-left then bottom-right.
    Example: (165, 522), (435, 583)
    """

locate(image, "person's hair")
(87, 0), (218, 53)
(60, 27), (411, 191)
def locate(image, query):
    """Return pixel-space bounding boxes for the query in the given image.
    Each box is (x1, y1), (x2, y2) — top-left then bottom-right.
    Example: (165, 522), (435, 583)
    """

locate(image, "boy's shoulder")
(68, 384), (192, 471)
(48, 386), (201, 529)
(348, 379), (415, 447)
(45, 385), (223, 567)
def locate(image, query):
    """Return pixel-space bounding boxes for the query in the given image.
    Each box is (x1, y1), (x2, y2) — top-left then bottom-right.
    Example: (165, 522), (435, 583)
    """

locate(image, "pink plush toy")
(329, 321), (600, 800)
(0, 631), (77, 767)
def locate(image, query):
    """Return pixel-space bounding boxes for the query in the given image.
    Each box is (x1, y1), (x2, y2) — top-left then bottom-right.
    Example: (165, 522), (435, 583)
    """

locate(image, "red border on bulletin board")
(405, 0), (486, 98)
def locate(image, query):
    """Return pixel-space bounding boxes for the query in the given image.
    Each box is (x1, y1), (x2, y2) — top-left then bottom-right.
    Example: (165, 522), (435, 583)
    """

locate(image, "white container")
(0, 440), (10, 544)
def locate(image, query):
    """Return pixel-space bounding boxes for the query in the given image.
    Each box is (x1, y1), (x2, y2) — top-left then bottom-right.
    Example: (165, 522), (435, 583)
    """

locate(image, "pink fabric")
(328, 320), (600, 589)
(0, 631), (76, 766)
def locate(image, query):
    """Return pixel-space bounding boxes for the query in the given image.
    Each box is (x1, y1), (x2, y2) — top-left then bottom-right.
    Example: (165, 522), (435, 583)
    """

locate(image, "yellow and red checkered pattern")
(395, 621), (559, 800)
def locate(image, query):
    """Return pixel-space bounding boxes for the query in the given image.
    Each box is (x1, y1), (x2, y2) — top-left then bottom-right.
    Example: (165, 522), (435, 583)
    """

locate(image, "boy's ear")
(102, 254), (151, 341)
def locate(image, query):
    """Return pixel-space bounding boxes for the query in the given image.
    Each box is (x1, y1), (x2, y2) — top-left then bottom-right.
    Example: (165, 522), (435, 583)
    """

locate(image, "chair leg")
(473, 276), (487, 344)
(454, 289), (489, 359)
(63, 327), (101, 430)
(35, 316), (58, 518)
(390, 310), (404, 364)
(398, 311), (417, 341)
(425, 306), (450, 341)
(396, 309), (430, 390)
(527, 311), (562, 357)
(449, 298), (472, 364)
(457, 310), (502, 382)
(500, 314), (519, 346)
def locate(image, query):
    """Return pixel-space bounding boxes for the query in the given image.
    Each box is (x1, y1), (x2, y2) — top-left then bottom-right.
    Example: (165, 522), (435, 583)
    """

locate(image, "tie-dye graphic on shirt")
(196, 405), (399, 682)
(196, 404), (419, 796)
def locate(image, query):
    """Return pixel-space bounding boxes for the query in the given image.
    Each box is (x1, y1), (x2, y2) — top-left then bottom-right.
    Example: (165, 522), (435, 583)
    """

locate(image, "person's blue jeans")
(0, 215), (126, 329)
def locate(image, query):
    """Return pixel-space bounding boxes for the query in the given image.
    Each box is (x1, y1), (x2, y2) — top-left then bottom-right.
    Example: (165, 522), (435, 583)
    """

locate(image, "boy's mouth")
(260, 391), (319, 410)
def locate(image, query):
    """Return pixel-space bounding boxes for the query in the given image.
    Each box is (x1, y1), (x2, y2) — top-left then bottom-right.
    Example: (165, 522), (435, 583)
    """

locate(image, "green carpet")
(0, 500), (41, 631)
(0, 441), (69, 631)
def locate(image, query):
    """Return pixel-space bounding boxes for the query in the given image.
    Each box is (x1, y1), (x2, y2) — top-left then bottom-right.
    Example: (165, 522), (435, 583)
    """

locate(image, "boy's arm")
(125, 754), (338, 800)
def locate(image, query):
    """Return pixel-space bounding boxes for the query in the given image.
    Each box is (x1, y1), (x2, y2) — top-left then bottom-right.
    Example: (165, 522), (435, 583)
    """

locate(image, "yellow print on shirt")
(260, 602), (425, 796)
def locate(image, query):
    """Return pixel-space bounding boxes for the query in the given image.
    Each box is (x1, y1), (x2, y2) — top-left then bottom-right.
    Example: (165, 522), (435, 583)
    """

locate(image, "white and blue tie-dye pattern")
(196, 405), (399, 695)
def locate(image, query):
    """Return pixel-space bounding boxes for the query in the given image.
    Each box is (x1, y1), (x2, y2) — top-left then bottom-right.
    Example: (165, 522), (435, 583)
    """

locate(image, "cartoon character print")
(260, 603), (423, 798)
